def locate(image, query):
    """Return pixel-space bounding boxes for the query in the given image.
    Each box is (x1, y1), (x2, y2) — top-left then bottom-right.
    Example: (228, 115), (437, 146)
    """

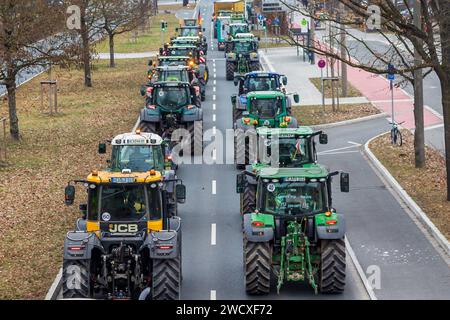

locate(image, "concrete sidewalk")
(261, 46), (445, 154)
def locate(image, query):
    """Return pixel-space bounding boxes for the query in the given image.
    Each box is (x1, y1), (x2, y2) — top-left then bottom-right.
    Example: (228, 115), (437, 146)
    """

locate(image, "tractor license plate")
(111, 177), (135, 184)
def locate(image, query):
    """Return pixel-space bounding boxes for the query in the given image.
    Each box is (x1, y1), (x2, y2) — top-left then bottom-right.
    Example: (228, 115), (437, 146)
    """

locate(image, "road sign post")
(318, 59), (326, 112)
(388, 63), (395, 124)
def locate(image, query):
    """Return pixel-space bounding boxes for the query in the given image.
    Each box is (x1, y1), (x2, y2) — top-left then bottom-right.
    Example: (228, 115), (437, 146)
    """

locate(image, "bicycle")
(390, 121), (404, 146)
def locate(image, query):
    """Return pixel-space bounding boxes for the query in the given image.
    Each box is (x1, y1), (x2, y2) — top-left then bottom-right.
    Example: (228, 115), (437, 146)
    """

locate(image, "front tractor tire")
(226, 61), (235, 81)
(319, 239), (346, 294)
(152, 257), (181, 300)
(244, 241), (272, 295)
(62, 260), (91, 299)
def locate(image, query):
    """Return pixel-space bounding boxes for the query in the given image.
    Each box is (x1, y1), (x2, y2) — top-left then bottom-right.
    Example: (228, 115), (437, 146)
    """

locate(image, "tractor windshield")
(261, 181), (327, 216)
(245, 76), (279, 91)
(110, 145), (164, 172)
(230, 25), (248, 36)
(233, 41), (255, 53)
(180, 27), (199, 37)
(92, 185), (162, 222)
(267, 137), (312, 167)
(159, 70), (188, 82)
(169, 47), (194, 57)
(153, 86), (190, 109)
(249, 98), (283, 118)
(159, 59), (188, 67)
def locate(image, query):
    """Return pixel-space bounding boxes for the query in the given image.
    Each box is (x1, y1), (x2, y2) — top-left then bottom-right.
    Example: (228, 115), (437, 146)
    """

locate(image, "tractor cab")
(157, 56), (191, 67)
(255, 127), (328, 168)
(234, 71), (287, 95)
(227, 38), (258, 55)
(228, 23), (249, 38)
(177, 25), (205, 38)
(153, 65), (191, 83)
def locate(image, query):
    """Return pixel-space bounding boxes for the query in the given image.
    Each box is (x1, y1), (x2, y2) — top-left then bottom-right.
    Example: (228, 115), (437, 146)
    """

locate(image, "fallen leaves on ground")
(0, 59), (147, 299)
(370, 130), (449, 240)
(293, 103), (379, 126)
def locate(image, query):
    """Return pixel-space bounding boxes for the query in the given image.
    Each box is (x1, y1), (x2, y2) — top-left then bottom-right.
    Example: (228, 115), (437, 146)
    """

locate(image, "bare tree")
(97, 0), (152, 68)
(280, 0), (450, 200)
(0, 1), (69, 139)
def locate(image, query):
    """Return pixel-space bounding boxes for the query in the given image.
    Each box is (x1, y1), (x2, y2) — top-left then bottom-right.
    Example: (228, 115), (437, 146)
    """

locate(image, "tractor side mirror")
(148, 60), (153, 66)
(282, 76), (288, 86)
(159, 48), (164, 55)
(340, 173), (350, 193)
(175, 28), (179, 32)
(140, 85), (146, 96)
(233, 78), (239, 86)
(258, 36), (261, 41)
(65, 185), (76, 206)
(176, 184), (186, 204)
(203, 28), (206, 32)
(236, 173), (245, 193)
(231, 94), (237, 105)
(293, 94), (300, 104)
(319, 133), (328, 145)
(98, 143), (107, 154)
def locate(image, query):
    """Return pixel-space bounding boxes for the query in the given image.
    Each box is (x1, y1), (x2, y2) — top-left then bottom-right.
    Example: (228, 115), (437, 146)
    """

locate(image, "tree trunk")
(81, 6), (92, 87)
(109, 33), (116, 68)
(6, 78), (19, 140)
(441, 77), (450, 201)
(438, 0), (450, 200)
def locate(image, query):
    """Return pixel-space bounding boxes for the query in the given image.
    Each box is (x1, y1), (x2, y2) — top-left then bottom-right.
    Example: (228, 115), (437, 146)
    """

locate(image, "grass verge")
(292, 103), (380, 126)
(309, 77), (363, 98)
(0, 58), (147, 299)
(94, 7), (181, 54)
(369, 130), (449, 240)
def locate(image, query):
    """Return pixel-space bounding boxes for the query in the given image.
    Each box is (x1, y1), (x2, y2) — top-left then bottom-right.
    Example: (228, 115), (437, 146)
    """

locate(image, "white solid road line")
(212, 180), (217, 195)
(210, 290), (217, 300)
(211, 224), (217, 246)
(318, 143), (361, 155)
(424, 123), (444, 131)
(345, 237), (378, 300)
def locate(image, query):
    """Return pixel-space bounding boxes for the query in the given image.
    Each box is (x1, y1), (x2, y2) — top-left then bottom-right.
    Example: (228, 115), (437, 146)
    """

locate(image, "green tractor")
(225, 39), (260, 81)
(139, 81), (203, 155)
(236, 166), (350, 295)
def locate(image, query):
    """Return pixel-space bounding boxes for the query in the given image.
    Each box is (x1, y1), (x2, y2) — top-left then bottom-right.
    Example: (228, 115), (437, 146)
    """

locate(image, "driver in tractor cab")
(257, 78), (271, 91)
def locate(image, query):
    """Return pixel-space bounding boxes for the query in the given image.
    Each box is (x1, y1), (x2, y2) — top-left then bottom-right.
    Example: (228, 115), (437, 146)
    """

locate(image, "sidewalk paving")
(95, 52), (157, 60)
(261, 47), (445, 154)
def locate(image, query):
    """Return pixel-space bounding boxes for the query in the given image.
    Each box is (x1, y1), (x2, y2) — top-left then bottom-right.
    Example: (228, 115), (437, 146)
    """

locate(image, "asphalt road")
(177, 0), (369, 300)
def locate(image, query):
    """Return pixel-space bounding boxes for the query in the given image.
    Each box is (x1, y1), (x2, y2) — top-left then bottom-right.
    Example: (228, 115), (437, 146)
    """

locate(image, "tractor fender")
(145, 228), (180, 259)
(316, 214), (346, 240)
(226, 55), (236, 62)
(64, 231), (104, 260)
(140, 107), (161, 123)
(234, 118), (249, 131)
(181, 107), (203, 122)
(244, 170), (257, 185)
(243, 214), (274, 243)
(287, 117), (298, 128)
(75, 218), (87, 232)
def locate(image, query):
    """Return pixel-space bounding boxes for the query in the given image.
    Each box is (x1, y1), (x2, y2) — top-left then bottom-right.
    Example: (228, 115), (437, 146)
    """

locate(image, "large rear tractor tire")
(319, 239), (346, 294)
(187, 122), (203, 156)
(152, 257), (181, 300)
(244, 241), (272, 295)
(62, 260), (91, 299)
(226, 62), (235, 81)
(240, 181), (256, 215)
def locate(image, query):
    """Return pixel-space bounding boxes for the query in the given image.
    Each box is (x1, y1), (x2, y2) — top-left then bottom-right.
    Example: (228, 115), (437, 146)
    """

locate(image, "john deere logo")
(109, 224), (139, 233)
